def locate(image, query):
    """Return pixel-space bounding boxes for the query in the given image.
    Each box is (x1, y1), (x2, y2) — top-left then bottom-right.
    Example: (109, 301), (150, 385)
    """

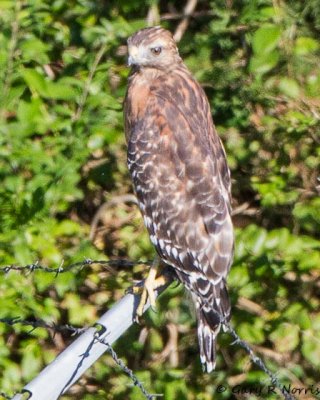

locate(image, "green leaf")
(249, 51), (279, 75)
(148, 328), (163, 352)
(252, 25), (282, 54)
(284, 303), (311, 330)
(228, 265), (250, 287)
(302, 331), (320, 367)
(44, 80), (78, 100)
(270, 323), (300, 352)
(21, 68), (48, 97)
(20, 36), (50, 63)
(21, 68), (77, 100)
(278, 78), (300, 98)
(238, 319), (265, 344)
(294, 37), (319, 55)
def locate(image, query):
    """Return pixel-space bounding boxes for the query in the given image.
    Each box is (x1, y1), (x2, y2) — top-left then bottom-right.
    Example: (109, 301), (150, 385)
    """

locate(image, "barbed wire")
(226, 324), (294, 400)
(0, 261), (296, 400)
(0, 258), (152, 276)
(95, 325), (162, 400)
(0, 314), (294, 400)
(0, 317), (87, 336)
(0, 316), (160, 400)
(99, 339), (162, 399)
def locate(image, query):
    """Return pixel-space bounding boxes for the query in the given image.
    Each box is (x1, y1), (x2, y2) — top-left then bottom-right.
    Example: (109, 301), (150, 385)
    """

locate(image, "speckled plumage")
(124, 26), (234, 372)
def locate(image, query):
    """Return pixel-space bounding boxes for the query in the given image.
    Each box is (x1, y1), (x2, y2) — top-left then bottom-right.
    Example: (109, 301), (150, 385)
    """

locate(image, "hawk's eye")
(150, 46), (162, 55)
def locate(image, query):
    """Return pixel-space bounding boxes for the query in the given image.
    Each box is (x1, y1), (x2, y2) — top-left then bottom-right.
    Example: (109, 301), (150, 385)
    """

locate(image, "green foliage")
(0, 0), (319, 399)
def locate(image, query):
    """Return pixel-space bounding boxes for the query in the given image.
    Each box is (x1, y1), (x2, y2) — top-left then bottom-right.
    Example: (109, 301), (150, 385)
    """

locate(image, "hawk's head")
(127, 27), (181, 69)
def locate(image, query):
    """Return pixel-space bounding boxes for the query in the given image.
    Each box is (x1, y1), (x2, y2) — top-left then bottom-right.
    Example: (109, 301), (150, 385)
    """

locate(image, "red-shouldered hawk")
(124, 26), (234, 372)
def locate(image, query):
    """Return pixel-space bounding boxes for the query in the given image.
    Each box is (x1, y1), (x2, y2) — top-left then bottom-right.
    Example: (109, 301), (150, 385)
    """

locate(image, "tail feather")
(198, 316), (219, 372)
(196, 280), (230, 373)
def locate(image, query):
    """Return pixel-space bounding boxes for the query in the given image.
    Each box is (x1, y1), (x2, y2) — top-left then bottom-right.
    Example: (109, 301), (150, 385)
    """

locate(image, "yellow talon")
(134, 257), (169, 321)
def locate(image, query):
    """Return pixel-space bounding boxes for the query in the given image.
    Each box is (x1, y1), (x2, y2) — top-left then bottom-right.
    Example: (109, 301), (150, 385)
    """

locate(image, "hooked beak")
(127, 45), (139, 67)
(128, 55), (135, 66)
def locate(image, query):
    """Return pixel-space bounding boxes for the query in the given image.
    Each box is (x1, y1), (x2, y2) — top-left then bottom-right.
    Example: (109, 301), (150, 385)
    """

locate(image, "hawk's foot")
(132, 258), (169, 322)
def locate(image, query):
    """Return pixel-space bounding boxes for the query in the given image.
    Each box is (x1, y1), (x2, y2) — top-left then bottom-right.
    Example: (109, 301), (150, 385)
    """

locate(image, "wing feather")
(126, 68), (233, 290)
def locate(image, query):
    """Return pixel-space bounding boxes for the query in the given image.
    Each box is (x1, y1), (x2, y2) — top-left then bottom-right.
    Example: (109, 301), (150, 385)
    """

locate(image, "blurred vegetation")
(0, 0), (320, 399)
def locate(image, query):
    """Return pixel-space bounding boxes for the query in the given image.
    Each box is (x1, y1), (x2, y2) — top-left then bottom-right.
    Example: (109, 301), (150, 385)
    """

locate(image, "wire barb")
(0, 392), (13, 400)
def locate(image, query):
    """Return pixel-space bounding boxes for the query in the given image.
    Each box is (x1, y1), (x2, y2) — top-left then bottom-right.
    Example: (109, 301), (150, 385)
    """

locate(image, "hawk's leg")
(133, 257), (170, 320)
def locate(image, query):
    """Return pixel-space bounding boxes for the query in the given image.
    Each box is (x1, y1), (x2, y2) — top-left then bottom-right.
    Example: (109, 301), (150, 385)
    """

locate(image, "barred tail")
(196, 280), (231, 373)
